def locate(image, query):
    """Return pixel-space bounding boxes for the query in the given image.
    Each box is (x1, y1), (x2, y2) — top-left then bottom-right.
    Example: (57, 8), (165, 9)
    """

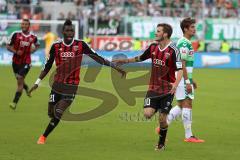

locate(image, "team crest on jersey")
(183, 42), (187, 46)
(73, 46), (79, 51)
(165, 53), (170, 59)
(29, 38), (33, 42)
(19, 36), (23, 40)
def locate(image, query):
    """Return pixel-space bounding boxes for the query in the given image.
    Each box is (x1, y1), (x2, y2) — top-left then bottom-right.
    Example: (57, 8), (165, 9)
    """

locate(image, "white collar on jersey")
(21, 31), (31, 37)
(158, 41), (172, 52)
(62, 38), (74, 46)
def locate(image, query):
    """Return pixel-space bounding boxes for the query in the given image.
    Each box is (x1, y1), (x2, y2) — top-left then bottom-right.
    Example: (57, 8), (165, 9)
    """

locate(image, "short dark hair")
(22, 18), (30, 25)
(180, 17), (196, 33)
(157, 23), (172, 38)
(63, 19), (73, 31)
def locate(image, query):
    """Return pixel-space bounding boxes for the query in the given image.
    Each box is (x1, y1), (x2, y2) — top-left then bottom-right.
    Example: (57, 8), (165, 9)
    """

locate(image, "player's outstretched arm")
(83, 41), (126, 77)
(89, 53), (126, 78)
(112, 56), (142, 66)
(28, 46), (55, 96)
(112, 44), (151, 66)
(28, 70), (49, 96)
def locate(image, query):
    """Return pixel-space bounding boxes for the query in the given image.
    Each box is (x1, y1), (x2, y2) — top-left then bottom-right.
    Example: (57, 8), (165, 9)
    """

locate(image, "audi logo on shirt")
(153, 59), (165, 66)
(60, 52), (75, 57)
(20, 41), (30, 47)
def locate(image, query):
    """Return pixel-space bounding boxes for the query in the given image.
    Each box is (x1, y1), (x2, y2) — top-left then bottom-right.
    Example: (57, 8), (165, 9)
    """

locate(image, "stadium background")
(1, 0), (240, 67)
(0, 1), (240, 160)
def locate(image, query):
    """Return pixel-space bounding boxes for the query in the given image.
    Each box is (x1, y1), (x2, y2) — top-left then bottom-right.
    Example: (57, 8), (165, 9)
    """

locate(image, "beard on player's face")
(155, 36), (164, 42)
(21, 24), (30, 33)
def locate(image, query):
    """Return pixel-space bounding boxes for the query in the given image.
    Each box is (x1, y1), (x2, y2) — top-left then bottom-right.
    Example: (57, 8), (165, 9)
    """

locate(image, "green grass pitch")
(0, 66), (239, 160)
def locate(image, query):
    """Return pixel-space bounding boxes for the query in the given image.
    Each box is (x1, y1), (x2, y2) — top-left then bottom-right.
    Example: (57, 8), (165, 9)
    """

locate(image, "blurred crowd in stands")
(0, 0), (240, 20)
(0, 0), (239, 52)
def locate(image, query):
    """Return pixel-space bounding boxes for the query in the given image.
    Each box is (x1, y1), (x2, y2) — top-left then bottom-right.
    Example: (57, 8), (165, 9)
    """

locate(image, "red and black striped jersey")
(8, 31), (39, 64)
(139, 42), (182, 95)
(43, 39), (101, 85)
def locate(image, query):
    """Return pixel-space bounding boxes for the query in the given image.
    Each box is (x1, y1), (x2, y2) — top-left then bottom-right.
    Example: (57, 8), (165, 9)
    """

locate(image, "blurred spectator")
(83, 35), (92, 46)
(192, 40), (200, 52)
(67, 11), (76, 20)
(132, 38), (142, 51)
(198, 39), (206, 52)
(43, 28), (57, 58)
(4, 0), (240, 20)
(0, 0), (7, 13)
(220, 39), (231, 53)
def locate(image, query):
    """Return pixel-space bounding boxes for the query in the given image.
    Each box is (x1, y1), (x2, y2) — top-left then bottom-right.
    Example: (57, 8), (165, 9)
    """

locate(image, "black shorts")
(48, 90), (75, 118)
(143, 91), (174, 114)
(12, 63), (31, 77)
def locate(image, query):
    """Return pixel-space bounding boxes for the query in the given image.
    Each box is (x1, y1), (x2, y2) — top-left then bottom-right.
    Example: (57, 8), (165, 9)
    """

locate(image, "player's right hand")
(28, 84), (39, 97)
(186, 83), (192, 94)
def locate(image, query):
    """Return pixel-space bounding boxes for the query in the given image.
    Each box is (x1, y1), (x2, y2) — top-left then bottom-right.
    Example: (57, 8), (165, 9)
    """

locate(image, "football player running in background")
(7, 19), (40, 110)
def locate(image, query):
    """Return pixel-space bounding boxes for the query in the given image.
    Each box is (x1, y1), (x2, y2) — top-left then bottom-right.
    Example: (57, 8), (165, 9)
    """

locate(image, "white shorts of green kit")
(175, 85), (194, 100)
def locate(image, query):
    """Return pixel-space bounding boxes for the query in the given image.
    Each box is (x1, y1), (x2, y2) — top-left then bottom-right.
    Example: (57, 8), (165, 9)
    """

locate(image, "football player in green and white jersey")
(167, 17), (204, 143)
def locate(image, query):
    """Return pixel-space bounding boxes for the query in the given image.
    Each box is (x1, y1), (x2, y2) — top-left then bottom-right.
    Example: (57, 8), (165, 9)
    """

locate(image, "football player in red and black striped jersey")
(28, 19), (125, 144)
(113, 23), (183, 151)
(7, 19), (40, 110)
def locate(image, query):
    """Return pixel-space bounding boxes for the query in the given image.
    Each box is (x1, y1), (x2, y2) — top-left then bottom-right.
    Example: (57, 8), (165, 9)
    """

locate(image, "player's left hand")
(170, 83), (177, 95)
(28, 84), (39, 97)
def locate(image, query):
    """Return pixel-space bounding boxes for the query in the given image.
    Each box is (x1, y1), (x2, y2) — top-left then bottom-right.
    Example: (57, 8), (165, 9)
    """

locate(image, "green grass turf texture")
(0, 66), (239, 160)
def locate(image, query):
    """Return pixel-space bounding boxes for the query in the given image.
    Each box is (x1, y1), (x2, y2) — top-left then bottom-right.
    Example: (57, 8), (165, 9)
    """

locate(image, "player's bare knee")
(144, 108), (155, 119)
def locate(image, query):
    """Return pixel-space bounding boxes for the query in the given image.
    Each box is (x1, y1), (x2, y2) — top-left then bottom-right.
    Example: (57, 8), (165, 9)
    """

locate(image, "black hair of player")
(62, 19), (73, 31)
(22, 18), (30, 25)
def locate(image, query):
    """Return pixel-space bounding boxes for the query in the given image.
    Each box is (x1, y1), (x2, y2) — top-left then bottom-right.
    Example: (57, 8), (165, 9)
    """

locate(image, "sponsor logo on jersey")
(20, 41), (30, 47)
(61, 52), (75, 57)
(153, 58), (165, 66)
